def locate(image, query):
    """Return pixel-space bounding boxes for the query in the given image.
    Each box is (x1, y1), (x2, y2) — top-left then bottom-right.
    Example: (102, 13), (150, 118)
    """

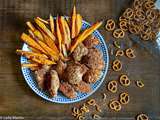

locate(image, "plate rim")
(20, 20), (109, 104)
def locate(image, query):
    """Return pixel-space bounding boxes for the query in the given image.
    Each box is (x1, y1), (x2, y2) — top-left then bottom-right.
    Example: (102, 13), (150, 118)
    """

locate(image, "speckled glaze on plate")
(20, 20), (109, 103)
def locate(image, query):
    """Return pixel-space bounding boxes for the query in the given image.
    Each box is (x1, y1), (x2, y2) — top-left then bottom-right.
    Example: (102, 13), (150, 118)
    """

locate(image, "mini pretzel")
(113, 29), (125, 39)
(123, 8), (134, 19)
(119, 20), (128, 31)
(87, 99), (96, 106)
(105, 19), (116, 31)
(115, 50), (124, 57)
(119, 92), (130, 105)
(72, 107), (82, 117)
(119, 16), (128, 22)
(146, 9), (156, 22)
(107, 80), (117, 93)
(128, 24), (140, 34)
(80, 103), (90, 113)
(109, 100), (121, 112)
(134, 9), (145, 21)
(150, 32), (156, 40)
(144, 1), (154, 10)
(136, 113), (149, 120)
(133, 0), (143, 10)
(112, 59), (122, 71)
(125, 48), (136, 59)
(140, 33), (150, 41)
(119, 74), (131, 87)
(136, 80), (144, 88)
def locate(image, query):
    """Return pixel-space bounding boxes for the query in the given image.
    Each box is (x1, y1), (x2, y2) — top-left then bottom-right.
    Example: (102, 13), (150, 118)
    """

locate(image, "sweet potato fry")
(41, 32), (59, 54)
(33, 30), (44, 41)
(60, 16), (71, 50)
(26, 21), (35, 31)
(16, 49), (48, 59)
(62, 44), (68, 57)
(22, 63), (40, 71)
(28, 29), (35, 38)
(31, 57), (56, 65)
(70, 21), (102, 53)
(27, 24), (44, 41)
(29, 46), (41, 53)
(35, 18), (56, 41)
(36, 40), (59, 61)
(49, 14), (55, 35)
(21, 33), (47, 54)
(75, 14), (82, 37)
(22, 63), (39, 67)
(37, 17), (49, 24)
(56, 16), (62, 52)
(71, 5), (76, 39)
(17, 50), (55, 65)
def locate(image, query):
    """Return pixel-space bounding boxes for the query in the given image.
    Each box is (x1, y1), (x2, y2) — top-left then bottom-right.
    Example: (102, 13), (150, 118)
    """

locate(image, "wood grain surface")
(0, 0), (160, 120)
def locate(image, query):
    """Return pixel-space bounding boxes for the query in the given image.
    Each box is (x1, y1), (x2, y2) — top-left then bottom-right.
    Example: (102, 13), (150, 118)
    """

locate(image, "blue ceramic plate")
(21, 20), (109, 103)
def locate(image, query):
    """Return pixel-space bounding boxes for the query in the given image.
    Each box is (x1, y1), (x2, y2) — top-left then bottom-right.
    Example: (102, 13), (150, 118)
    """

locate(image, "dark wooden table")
(0, 0), (160, 119)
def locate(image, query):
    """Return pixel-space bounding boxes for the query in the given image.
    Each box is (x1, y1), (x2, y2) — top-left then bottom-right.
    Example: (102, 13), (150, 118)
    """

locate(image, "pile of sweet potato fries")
(16, 5), (102, 70)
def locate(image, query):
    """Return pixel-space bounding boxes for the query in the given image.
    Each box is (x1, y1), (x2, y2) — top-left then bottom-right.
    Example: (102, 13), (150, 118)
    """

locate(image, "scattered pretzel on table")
(136, 80), (144, 88)
(119, 74), (131, 87)
(109, 100), (122, 112)
(112, 59), (122, 71)
(119, 92), (130, 105)
(136, 113), (149, 120)
(115, 49), (124, 57)
(113, 29), (125, 39)
(125, 48), (136, 59)
(107, 80), (118, 93)
(123, 8), (134, 19)
(105, 19), (116, 31)
(119, 20), (128, 31)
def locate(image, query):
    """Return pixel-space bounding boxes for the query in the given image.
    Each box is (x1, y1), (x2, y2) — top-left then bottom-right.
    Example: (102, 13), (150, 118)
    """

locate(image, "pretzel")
(109, 100), (121, 112)
(95, 104), (102, 113)
(78, 115), (85, 120)
(115, 50), (124, 57)
(128, 23), (140, 34)
(136, 80), (144, 88)
(125, 48), (136, 58)
(119, 74), (131, 87)
(80, 103), (90, 113)
(146, 9), (156, 22)
(113, 29), (125, 39)
(136, 113), (149, 120)
(123, 8), (134, 19)
(107, 80), (118, 93)
(114, 41), (121, 48)
(112, 59), (122, 71)
(87, 99), (96, 106)
(140, 33), (150, 41)
(119, 92), (130, 105)
(72, 107), (82, 119)
(105, 19), (116, 31)
(144, 1), (154, 10)
(150, 31), (156, 40)
(133, 0), (143, 10)
(119, 16), (128, 22)
(134, 9), (145, 21)
(119, 20), (128, 31)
